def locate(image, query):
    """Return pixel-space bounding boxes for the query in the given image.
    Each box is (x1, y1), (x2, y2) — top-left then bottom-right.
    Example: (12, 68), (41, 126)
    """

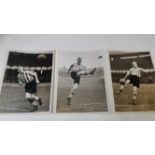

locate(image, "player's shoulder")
(17, 73), (21, 78)
(24, 70), (30, 73)
(17, 73), (23, 80)
(129, 67), (134, 70)
(72, 63), (76, 66)
(25, 70), (36, 74)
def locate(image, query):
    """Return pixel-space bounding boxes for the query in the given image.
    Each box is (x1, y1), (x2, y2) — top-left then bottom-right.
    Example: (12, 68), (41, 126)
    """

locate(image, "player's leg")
(77, 68), (96, 76)
(89, 68), (96, 75)
(67, 83), (79, 105)
(69, 83), (78, 97)
(125, 79), (130, 85)
(30, 100), (39, 112)
(25, 92), (38, 101)
(25, 92), (42, 106)
(116, 84), (124, 95)
(116, 79), (130, 95)
(132, 86), (138, 105)
(25, 81), (43, 106)
(25, 93), (38, 112)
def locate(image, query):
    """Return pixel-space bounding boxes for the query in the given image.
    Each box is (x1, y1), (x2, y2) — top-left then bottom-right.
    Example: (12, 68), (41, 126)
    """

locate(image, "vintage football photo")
(0, 51), (53, 113)
(56, 51), (108, 112)
(110, 51), (155, 111)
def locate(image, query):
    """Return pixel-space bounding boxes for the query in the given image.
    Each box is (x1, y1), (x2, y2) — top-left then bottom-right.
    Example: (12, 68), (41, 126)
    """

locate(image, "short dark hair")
(77, 57), (82, 60)
(132, 61), (137, 64)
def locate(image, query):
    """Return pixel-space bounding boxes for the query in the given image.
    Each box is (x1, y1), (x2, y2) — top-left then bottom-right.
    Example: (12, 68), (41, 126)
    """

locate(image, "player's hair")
(77, 57), (82, 60)
(132, 61), (138, 68)
(17, 66), (24, 73)
(132, 61), (137, 64)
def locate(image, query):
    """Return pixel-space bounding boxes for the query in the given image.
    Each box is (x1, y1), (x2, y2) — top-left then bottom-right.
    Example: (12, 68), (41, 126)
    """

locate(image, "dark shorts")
(70, 71), (81, 84)
(25, 80), (37, 94)
(126, 75), (140, 88)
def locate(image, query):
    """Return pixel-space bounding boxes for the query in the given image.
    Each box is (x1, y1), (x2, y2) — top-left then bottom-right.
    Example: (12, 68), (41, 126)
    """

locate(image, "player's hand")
(151, 69), (155, 73)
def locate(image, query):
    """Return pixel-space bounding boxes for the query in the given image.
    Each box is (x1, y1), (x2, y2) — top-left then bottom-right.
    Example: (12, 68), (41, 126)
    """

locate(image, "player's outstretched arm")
(34, 72), (40, 84)
(19, 81), (23, 86)
(67, 64), (74, 75)
(17, 74), (23, 86)
(18, 78), (23, 86)
(28, 71), (40, 84)
(123, 69), (131, 80)
(141, 68), (155, 73)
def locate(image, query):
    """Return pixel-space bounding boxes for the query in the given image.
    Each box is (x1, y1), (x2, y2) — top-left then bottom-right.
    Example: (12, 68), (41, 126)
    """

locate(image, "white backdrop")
(0, 34), (155, 120)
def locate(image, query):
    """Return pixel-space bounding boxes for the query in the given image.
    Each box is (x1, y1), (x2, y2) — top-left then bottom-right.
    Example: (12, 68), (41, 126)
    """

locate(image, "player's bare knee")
(126, 80), (130, 84)
(133, 90), (137, 96)
(132, 95), (137, 101)
(120, 85), (125, 90)
(73, 83), (78, 89)
(25, 93), (31, 99)
(133, 87), (138, 96)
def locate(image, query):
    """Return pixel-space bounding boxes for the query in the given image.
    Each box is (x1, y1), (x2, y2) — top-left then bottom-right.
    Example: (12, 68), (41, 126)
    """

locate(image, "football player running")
(17, 66), (43, 112)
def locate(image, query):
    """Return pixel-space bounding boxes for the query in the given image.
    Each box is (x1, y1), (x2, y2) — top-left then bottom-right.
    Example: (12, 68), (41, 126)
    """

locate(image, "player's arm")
(83, 66), (86, 71)
(29, 71), (40, 84)
(67, 64), (74, 75)
(141, 68), (155, 73)
(123, 69), (131, 79)
(33, 72), (40, 84)
(18, 80), (23, 86)
(18, 76), (23, 86)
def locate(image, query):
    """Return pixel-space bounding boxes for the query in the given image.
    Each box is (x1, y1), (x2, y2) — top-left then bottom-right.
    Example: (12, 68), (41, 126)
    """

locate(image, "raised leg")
(25, 92), (42, 111)
(116, 79), (130, 95)
(77, 68), (96, 76)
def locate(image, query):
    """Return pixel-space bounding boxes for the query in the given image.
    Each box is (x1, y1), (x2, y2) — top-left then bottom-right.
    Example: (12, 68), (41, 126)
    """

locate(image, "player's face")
(77, 58), (82, 64)
(132, 62), (138, 68)
(18, 67), (24, 73)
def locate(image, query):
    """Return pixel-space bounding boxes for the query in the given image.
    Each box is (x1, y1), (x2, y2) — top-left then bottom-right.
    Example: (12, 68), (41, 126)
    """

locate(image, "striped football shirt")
(18, 70), (36, 84)
(129, 67), (144, 78)
(71, 63), (86, 72)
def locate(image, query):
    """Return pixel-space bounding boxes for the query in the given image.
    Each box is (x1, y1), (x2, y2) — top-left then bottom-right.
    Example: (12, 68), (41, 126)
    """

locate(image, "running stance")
(17, 66), (43, 112)
(67, 57), (96, 105)
(116, 61), (154, 104)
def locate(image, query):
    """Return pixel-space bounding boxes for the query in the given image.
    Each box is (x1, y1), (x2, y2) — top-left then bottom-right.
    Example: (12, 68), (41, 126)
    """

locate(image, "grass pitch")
(57, 75), (107, 112)
(113, 83), (155, 111)
(0, 83), (51, 113)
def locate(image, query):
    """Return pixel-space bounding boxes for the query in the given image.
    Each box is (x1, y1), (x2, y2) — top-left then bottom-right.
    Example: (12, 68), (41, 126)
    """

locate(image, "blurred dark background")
(110, 52), (155, 83)
(4, 52), (53, 83)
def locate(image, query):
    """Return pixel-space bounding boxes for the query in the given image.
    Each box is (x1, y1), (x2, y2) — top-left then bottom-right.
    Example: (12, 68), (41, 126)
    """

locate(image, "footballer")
(17, 66), (43, 112)
(67, 57), (96, 105)
(116, 61), (154, 104)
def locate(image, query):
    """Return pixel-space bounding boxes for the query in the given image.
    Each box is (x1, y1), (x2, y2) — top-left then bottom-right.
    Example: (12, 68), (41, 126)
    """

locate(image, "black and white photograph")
(110, 51), (155, 111)
(56, 51), (107, 112)
(0, 51), (53, 112)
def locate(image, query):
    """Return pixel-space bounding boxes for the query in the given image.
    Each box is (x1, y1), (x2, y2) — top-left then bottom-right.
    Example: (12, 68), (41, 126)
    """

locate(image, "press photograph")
(110, 51), (155, 111)
(0, 51), (53, 112)
(56, 51), (107, 112)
